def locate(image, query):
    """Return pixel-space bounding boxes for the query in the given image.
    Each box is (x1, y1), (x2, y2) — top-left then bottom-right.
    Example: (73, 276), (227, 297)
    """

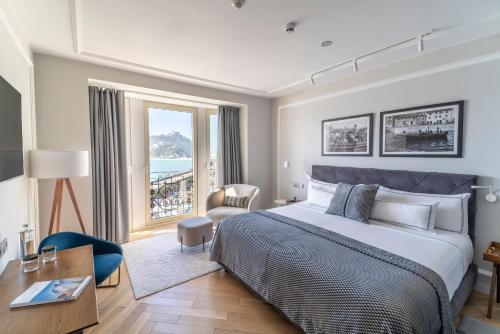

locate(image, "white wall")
(273, 57), (500, 274)
(0, 8), (36, 273)
(34, 54), (273, 239)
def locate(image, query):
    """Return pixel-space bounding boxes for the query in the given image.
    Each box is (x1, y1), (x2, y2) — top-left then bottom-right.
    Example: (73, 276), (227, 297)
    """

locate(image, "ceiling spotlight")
(352, 58), (358, 72)
(284, 22), (296, 33)
(321, 40), (333, 47)
(417, 35), (424, 52)
(231, 0), (245, 9)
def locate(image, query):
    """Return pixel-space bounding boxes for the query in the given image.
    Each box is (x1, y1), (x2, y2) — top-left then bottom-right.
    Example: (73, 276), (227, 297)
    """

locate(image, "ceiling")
(6, 0), (500, 96)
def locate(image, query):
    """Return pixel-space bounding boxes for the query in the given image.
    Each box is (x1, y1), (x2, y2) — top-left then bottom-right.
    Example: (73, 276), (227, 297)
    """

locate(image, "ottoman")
(177, 216), (213, 252)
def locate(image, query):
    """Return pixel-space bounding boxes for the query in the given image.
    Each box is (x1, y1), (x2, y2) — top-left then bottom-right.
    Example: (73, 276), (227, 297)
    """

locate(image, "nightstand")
(483, 241), (500, 318)
(274, 197), (297, 207)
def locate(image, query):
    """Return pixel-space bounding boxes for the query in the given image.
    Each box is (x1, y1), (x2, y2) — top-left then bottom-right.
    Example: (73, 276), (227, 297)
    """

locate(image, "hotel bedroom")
(1, 1), (500, 333)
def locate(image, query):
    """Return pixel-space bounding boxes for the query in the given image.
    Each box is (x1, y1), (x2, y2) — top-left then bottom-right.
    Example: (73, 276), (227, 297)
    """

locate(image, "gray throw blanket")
(210, 211), (455, 334)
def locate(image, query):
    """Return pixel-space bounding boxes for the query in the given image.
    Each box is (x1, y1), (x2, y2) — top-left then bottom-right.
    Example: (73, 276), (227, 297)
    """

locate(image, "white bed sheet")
(268, 202), (474, 299)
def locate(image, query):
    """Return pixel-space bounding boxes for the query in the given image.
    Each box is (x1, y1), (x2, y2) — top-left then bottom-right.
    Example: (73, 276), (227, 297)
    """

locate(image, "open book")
(10, 275), (92, 308)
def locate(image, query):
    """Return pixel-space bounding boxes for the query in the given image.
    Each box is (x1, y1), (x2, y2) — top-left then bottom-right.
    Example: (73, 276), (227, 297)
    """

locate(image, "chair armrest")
(207, 189), (225, 211)
(90, 236), (123, 256)
(38, 232), (122, 256)
(247, 188), (261, 212)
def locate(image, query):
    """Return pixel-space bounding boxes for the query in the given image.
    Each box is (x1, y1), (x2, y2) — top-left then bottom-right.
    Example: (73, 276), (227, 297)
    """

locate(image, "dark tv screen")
(0, 75), (23, 182)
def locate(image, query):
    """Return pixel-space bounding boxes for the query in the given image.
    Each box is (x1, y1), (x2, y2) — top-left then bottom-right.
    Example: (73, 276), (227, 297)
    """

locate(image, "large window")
(145, 102), (197, 224)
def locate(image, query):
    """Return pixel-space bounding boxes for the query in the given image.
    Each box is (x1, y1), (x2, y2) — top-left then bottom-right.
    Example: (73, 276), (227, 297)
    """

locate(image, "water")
(150, 159), (192, 179)
(385, 130), (455, 152)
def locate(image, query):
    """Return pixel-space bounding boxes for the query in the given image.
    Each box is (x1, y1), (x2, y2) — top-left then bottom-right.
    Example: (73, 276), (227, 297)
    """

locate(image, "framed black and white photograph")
(379, 101), (464, 157)
(322, 113), (373, 156)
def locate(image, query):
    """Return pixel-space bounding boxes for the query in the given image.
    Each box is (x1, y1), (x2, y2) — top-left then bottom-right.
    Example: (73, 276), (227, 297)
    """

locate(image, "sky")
(148, 107), (218, 156)
(149, 108), (193, 138)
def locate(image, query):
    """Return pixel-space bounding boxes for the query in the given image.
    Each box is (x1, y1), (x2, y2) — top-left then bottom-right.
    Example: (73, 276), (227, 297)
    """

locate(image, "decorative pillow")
(326, 183), (379, 223)
(376, 186), (470, 234)
(224, 195), (249, 208)
(307, 178), (337, 208)
(370, 200), (439, 231)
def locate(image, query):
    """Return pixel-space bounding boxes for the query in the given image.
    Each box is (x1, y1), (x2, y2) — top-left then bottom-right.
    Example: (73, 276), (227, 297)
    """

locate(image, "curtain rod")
(87, 79), (225, 109)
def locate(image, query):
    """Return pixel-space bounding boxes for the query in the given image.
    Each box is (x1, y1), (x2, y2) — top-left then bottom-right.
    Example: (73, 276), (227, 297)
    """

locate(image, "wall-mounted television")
(0, 75), (23, 182)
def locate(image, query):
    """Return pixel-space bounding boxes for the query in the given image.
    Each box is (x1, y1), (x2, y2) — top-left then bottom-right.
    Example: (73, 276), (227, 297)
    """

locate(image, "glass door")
(144, 102), (197, 225)
(207, 110), (218, 193)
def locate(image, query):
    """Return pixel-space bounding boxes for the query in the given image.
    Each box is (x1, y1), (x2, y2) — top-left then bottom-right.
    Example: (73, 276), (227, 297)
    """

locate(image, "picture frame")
(321, 113), (373, 156)
(379, 101), (464, 158)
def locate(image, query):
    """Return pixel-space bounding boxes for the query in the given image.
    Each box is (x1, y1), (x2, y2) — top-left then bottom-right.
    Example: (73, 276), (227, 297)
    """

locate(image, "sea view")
(150, 158), (192, 179)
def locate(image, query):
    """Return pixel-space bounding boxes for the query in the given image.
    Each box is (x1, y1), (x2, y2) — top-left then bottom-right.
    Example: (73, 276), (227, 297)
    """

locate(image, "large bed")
(210, 166), (478, 334)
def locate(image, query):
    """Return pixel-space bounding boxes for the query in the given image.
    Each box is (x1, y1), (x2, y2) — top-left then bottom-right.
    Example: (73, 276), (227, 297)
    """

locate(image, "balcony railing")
(209, 159), (217, 193)
(149, 159), (217, 221)
(150, 171), (193, 220)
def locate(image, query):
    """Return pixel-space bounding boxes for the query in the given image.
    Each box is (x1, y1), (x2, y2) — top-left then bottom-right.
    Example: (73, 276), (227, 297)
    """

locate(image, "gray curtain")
(217, 105), (242, 186)
(89, 86), (129, 243)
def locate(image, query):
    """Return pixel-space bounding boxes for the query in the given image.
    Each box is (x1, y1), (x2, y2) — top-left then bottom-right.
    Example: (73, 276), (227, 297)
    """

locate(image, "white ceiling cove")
(6, 0), (500, 96)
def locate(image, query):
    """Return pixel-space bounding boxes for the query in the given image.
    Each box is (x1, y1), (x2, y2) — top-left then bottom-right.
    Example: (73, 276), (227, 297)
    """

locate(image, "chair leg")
(96, 266), (121, 288)
(181, 236), (183, 253)
(203, 235), (205, 252)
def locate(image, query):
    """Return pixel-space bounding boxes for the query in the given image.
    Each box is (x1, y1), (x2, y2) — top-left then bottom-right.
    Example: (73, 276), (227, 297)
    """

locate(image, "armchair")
(38, 232), (123, 287)
(206, 184), (260, 227)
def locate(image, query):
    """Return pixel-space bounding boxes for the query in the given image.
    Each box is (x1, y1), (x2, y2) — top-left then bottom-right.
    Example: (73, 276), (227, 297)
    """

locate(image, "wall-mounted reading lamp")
(471, 185), (497, 203)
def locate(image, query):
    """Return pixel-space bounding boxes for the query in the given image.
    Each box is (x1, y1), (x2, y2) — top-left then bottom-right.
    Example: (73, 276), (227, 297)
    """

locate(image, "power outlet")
(293, 182), (304, 189)
(0, 238), (7, 258)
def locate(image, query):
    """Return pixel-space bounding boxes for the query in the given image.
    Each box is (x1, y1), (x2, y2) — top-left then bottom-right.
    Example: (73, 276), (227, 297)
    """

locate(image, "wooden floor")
(84, 225), (500, 334)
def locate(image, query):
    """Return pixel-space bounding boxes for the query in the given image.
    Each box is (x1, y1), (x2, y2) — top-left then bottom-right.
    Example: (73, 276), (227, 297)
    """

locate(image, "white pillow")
(370, 200), (439, 231)
(376, 186), (470, 234)
(307, 179), (337, 208)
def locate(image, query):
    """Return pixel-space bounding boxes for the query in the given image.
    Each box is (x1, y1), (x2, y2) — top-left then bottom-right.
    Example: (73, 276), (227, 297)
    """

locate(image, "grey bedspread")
(210, 211), (455, 334)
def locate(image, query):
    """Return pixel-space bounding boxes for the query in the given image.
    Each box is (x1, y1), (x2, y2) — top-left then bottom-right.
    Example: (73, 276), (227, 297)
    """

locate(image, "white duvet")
(268, 202), (473, 299)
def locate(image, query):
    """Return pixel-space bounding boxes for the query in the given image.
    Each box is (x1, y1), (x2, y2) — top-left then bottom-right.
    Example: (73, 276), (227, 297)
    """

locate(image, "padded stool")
(177, 216), (213, 252)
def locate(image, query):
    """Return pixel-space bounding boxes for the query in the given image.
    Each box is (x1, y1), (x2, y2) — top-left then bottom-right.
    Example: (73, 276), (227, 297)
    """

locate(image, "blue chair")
(38, 232), (123, 287)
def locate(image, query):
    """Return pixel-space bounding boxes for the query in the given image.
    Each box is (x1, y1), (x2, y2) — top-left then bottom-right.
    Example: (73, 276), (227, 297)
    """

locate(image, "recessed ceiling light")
(321, 40), (333, 47)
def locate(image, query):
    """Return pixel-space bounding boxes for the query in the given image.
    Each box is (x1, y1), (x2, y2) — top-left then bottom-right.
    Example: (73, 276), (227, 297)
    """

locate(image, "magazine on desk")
(10, 275), (92, 308)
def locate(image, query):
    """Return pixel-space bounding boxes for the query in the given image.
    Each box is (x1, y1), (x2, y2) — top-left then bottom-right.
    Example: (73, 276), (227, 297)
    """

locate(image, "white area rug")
(122, 232), (221, 299)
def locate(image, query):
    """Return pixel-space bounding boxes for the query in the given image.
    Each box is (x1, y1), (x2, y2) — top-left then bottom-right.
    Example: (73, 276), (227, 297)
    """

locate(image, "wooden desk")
(0, 245), (98, 333)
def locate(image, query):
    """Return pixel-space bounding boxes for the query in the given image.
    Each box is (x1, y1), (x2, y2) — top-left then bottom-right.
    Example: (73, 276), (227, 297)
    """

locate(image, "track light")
(417, 35), (424, 52)
(352, 59), (358, 72)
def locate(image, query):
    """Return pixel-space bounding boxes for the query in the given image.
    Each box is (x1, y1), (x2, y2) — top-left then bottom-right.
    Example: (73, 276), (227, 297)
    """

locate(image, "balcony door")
(144, 102), (197, 225)
(207, 110), (218, 193)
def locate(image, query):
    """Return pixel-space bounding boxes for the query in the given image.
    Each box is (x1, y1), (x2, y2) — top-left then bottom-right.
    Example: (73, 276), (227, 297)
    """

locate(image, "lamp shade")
(30, 150), (89, 179)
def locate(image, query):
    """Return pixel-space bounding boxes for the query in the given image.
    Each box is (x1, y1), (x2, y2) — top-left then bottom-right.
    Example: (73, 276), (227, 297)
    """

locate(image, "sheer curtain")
(217, 105), (242, 187)
(88, 86), (129, 243)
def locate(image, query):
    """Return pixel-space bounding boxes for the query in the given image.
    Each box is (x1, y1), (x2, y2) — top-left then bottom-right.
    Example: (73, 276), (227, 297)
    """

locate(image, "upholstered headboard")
(312, 165), (478, 241)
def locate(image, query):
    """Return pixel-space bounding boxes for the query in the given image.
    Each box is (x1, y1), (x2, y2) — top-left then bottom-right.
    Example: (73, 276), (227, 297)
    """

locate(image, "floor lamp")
(30, 150), (89, 235)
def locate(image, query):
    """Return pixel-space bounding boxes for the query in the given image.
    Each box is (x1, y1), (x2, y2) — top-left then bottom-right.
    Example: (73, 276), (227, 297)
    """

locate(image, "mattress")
(269, 201), (473, 299)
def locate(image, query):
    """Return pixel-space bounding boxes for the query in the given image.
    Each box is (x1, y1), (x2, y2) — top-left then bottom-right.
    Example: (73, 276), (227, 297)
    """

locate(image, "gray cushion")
(326, 183), (378, 223)
(206, 206), (247, 225)
(224, 195), (249, 208)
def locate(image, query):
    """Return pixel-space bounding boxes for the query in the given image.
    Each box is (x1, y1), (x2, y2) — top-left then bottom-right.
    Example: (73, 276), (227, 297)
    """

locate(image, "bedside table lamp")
(30, 150), (89, 235)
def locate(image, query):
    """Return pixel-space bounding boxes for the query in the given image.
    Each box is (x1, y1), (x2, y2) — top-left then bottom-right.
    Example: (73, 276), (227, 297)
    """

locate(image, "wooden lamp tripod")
(30, 150), (89, 235)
